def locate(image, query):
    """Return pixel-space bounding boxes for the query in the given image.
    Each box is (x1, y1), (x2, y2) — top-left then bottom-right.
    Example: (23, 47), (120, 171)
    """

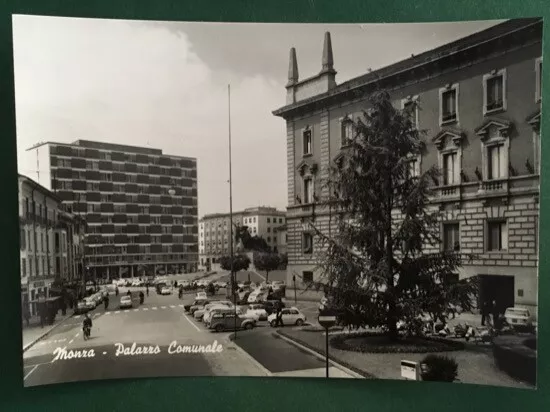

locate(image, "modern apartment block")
(25, 140), (199, 279)
(273, 19), (541, 313)
(199, 206), (286, 270)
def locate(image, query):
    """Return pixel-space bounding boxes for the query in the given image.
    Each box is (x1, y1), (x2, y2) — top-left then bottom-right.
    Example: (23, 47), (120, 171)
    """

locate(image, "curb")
(224, 335), (273, 377)
(275, 330), (371, 379)
(22, 314), (74, 353)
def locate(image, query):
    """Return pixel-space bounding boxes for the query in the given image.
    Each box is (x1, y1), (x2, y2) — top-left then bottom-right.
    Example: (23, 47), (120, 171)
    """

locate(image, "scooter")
(83, 325), (91, 340)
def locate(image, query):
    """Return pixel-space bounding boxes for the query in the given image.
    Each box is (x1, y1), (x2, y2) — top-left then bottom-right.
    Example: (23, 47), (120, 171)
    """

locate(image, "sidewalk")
(22, 312), (73, 351)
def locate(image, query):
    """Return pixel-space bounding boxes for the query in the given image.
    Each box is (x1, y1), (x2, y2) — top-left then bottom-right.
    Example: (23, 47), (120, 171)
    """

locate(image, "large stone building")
(25, 139), (199, 279)
(273, 19), (541, 313)
(199, 206), (286, 270)
(19, 175), (83, 316)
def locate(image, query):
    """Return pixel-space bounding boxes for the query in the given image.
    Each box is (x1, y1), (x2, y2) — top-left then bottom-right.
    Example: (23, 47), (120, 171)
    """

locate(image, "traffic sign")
(318, 314), (337, 329)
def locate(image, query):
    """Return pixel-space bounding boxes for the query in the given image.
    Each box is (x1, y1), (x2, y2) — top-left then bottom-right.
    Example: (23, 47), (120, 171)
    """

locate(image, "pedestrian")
(275, 304), (284, 327)
(146, 286), (149, 297)
(115, 286), (119, 297)
(139, 291), (144, 305)
(491, 300), (500, 329)
(481, 300), (490, 326)
(23, 308), (30, 327)
(175, 280), (178, 288)
(104, 295), (109, 310)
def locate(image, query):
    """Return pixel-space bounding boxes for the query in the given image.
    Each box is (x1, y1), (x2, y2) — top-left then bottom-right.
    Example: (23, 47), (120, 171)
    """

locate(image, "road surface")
(23, 288), (267, 387)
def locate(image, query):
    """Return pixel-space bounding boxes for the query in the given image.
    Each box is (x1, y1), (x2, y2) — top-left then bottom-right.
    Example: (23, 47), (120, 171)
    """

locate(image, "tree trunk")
(266, 271), (269, 283)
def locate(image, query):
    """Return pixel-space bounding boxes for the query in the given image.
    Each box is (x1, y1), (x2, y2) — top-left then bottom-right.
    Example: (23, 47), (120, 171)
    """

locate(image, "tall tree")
(316, 91), (477, 341)
(253, 253), (281, 283)
(220, 254), (251, 294)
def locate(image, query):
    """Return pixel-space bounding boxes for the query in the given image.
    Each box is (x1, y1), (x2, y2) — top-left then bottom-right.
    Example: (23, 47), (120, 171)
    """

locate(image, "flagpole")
(228, 85), (237, 339)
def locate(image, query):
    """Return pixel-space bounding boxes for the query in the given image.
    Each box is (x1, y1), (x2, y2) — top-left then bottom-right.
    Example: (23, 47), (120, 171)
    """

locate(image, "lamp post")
(228, 84), (237, 338)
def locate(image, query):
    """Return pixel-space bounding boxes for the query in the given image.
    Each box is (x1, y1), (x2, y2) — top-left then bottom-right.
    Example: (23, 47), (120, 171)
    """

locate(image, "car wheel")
(215, 324), (225, 332)
(270, 320), (277, 328)
(245, 322), (254, 330)
(295, 319), (304, 326)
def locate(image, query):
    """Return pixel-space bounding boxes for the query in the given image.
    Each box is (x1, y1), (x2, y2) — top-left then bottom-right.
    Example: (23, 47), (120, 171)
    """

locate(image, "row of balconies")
(84, 234), (198, 244)
(53, 166), (197, 180)
(289, 175), (538, 218)
(85, 254), (198, 266)
(50, 149), (196, 169)
(84, 244), (196, 254)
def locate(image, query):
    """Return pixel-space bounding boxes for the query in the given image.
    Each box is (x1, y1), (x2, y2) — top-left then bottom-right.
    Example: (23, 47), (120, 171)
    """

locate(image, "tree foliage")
(316, 91), (478, 340)
(253, 253), (281, 282)
(235, 225), (270, 252)
(219, 254), (251, 273)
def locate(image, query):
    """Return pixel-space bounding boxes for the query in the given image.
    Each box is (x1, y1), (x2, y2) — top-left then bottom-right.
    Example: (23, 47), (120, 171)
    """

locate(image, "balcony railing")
(480, 178), (507, 192)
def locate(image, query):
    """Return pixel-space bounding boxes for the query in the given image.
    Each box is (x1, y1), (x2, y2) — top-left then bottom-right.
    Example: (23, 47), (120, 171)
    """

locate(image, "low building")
(273, 19), (541, 313)
(199, 206), (286, 271)
(19, 175), (81, 316)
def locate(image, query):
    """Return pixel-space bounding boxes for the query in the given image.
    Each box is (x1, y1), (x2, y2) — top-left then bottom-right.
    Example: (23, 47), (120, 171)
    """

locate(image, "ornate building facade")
(273, 19), (541, 313)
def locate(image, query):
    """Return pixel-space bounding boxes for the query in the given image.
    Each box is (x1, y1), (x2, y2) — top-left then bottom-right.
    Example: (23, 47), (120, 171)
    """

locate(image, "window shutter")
(490, 146), (500, 179)
(452, 153), (460, 184)
(501, 222), (508, 250)
(498, 145), (507, 178)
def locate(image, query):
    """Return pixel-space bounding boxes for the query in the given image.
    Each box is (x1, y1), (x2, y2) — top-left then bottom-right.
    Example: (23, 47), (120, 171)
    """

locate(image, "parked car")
(205, 307), (234, 327)
(214, 280), (228, 288)
(160, 286), (172, 295)
(247, 291), (268, 304)
(238, 291), (251, 305)
(197, 302), (233, 322)
(195, 291), (207, 300)
(119, 295), (133, 309)
(184, 299), (209, 312)
(247, 304), (268, 321)
(131, 279), (144, 287)
(268, 307), (306, 327)
(504, 307), (535, 331)
(75, 300), (91, 315)
(180, 280), (190, 288)
(209, 312), (256, 332)
(237, 307), (260, 322)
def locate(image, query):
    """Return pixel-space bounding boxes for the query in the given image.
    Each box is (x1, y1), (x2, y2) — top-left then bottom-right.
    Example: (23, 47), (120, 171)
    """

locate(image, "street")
(23, 285), (270, 387)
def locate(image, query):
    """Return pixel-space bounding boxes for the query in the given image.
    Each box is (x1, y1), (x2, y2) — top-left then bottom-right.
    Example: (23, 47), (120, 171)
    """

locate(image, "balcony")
(479, 178), (508, 194)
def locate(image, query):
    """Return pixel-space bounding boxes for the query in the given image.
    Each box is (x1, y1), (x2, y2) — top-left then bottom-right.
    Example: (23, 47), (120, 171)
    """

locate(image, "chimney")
(287, 47), (299, 87)
(320, 31), (336, 74)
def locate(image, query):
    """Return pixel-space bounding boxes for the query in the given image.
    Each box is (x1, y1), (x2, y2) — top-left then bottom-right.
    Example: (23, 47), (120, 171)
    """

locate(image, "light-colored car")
(215, 280), (228, 288)
(75, 300), (91, 314)
(247, 291), (267, 304)
(247, 304), (268, 321)
(205, 307), (234, 326)
(199, 302), (233, 322)
(160, 286), (172, 295)
(237, 307), (260, 322)
(119, 295), (133, 309)
(131, 279), (144, 287)
(180, 280), (190, 288)
(195, 291), (207, 300)
(268, 307), (307, 327)
(504, 307), (535, 330)
(271, 281), (286, 293)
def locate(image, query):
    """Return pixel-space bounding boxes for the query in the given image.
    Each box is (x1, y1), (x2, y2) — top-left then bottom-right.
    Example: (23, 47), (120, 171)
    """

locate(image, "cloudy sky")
(12, 15), (502, 217)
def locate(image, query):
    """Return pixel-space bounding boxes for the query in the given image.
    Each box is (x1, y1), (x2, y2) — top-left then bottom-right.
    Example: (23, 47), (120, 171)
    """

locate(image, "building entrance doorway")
(478, 274), (515, 315)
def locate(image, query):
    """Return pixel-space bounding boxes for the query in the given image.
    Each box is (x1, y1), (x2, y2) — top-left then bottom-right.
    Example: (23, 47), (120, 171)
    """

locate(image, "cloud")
(13, 15), (288, 216)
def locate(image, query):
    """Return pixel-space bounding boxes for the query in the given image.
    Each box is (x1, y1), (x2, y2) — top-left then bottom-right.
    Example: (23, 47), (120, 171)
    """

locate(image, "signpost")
(318, 307), (337, 378)
(400, 360), (420, 381)
(292, 275), (297, 305)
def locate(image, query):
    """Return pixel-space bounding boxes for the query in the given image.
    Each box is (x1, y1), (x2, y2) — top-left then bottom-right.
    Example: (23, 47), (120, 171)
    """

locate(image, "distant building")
(199, 206), (286, 271)
(273, 19), (541, 313)
(25, 139), (199, 279)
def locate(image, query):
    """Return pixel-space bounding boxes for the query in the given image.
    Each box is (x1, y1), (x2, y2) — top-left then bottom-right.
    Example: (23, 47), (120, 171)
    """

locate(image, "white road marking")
(143, 308), (149, 311)
(115, 311), (120, 314)
(182, 313), (201, 332)
(103, 351), (107, 355)
(178, 304), (184, 307)
(152, 307), (157, 310)
(133, 309), (139, 312)
(75, 333), (79, 338)
(69, 339), (74, 344)
(124, 310), (130, 313)
(24, 365), (39, 381)
(170, 305), (175, 308)
(161, 306), (167, 309)
(74, 316), (81, 319)
(105, 312), (112, 315)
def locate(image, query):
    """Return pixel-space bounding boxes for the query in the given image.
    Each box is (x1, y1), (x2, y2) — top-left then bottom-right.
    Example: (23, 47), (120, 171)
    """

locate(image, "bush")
(420, 354), (458, 382)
